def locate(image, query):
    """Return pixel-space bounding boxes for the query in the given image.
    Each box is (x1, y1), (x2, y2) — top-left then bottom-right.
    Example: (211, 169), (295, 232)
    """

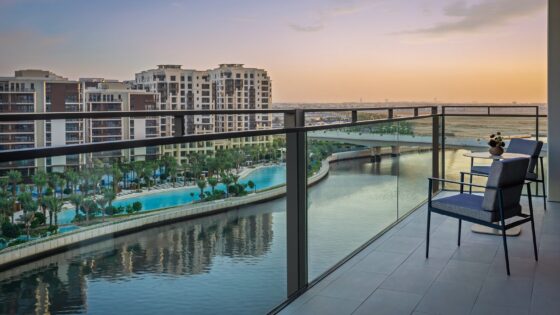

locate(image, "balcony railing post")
(441, 106), (446, 190)
(432, 106), (440, 193)
(173, 115), (185, 136)
(351, 110), (358, 123)
(284, 109), (308, 297)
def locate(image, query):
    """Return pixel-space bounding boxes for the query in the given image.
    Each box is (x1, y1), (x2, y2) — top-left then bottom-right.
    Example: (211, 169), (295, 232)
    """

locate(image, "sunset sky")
(0, 0), (547, 103)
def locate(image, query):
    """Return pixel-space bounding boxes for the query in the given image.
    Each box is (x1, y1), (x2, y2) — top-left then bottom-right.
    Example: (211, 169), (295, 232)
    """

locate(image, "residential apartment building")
(0, 70), (83, 174)
(209, 64), (272, 150)
(81, 79), (160, 162)
(0, 64), (273, 173)
(134, 64), (273, 163)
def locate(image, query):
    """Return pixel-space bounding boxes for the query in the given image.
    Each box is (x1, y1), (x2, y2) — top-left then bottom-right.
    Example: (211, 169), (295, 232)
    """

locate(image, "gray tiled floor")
(280, 195), (560, 315)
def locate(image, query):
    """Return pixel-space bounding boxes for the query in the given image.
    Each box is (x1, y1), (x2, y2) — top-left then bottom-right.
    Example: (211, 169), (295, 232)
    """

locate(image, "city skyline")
(0, 0), (547, 103)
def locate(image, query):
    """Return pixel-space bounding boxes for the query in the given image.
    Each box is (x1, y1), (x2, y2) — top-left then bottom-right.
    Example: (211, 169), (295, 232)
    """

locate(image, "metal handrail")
(0, 112), (438, 163)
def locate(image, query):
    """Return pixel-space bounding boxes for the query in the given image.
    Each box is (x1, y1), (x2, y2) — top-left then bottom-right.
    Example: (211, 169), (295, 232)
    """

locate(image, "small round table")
(462, 151), (531, 236)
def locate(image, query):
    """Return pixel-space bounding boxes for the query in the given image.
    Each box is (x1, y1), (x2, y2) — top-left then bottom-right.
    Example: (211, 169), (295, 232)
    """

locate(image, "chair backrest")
(507, 138), (543, 174)
(482, 158), (529, 213)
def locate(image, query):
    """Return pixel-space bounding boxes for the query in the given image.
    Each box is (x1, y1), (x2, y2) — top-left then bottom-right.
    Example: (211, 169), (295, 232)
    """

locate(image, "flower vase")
(489, 146), (504, 156)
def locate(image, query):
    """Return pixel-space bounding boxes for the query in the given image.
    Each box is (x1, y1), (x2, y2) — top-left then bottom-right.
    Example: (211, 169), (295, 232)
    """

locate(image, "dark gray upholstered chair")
(469, 138), (546, 209)
(427, 158), (538, 275)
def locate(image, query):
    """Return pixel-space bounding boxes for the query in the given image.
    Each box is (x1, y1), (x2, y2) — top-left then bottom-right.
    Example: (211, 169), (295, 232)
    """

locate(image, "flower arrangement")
(488, 132), (505, 155)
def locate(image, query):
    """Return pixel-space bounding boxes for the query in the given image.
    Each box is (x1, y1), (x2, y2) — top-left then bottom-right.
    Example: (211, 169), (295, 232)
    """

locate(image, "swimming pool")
(57, 164), (287, 225)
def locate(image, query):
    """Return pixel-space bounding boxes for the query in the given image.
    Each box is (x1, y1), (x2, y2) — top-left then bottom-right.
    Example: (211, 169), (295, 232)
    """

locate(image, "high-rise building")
(0, 64), (273, 172)
(0, 70), (83, 174)
(208, 64), (272, 150)
(81, 79), (160, 163)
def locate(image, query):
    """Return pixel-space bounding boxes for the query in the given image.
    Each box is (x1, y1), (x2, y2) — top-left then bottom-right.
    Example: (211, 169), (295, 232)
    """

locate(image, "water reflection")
(0, 207), (279, 315)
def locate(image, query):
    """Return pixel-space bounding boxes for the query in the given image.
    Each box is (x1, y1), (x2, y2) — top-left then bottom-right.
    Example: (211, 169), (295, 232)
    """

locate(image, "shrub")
(31, 212), (46, 228)
(47, 225), (58, 234)
(105, 206), (117, 216)
(125, 205), (134, 214)
(63, 188), (72, 195)
(44, 187), (54, 196)
(8, 239), (28, 247)
(132, 201), (142, 212)
(1, 222), (20, 239)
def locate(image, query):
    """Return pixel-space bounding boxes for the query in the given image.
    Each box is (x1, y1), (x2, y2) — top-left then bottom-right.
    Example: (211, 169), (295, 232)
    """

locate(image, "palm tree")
(32, 171), (48, 216)
(111, 165), (123, 193)
(18, 186), (37, 239)
(131, 161), (144, 190)
(7, 170), (22, 223)
(0, 191), (12, 222)
(103, 188), (117, 208)
(54, 175), (67, 200)
(167, 158), (179, 187)
(81, 197), (96, 225)
(69, 193), (83, 219)
(221, 174), (232, 198)
(207, 177), (218, 193)
(247, 180), (256, 193)
(65, 170), (80, 194)
(121, 162), (131, 189)
(196, 179), (206, 200)
(143, 162), (155, 190)
(44, 195), (63, 226)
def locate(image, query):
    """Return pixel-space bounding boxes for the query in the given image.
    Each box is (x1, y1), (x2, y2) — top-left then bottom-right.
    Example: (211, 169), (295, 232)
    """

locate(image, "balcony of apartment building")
(1, 101), (557, 314)
(0, 7), (559, 315)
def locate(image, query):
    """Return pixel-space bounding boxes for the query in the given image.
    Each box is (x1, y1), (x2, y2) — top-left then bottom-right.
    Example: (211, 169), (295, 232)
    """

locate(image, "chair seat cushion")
(471, 166), (491, 175)
(431, 194), (521, 222)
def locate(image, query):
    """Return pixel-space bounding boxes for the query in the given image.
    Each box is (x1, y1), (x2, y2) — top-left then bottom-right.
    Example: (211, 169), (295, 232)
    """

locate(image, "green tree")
(65, 170), (80, 194)
(143, 162), (155, 190)
(7, 170), (22, 223)
(111, 165), (123, 193)
(69, 193), (83, 219)
(220, 174), (233, 198)
(196, 179), (207, 200)
(18, 187), (38, 239)
(207, 177), (218, 193)
(247, 180), (256, 193)
(32, 171), (48, 217)
(44, 195), (63, 227)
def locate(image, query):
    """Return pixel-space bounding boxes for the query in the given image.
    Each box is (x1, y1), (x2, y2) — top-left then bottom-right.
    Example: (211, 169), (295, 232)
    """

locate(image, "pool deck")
(280, 194), (559, 315)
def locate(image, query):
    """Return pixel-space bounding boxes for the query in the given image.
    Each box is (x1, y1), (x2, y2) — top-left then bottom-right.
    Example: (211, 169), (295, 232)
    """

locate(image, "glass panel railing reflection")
(0, 135), (287, 314)
(443, 115), (545, 193)
(396, 118), (433, 218)
(307, 121), (404, 280)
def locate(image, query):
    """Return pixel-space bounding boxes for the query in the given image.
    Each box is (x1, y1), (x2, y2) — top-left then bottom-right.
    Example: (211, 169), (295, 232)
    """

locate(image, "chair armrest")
(460, 171), (488, 178)
(428, 177), (487, 189)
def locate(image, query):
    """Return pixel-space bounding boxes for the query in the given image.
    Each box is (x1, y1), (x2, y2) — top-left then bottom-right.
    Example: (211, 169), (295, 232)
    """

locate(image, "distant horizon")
(0, 0), (547, 103)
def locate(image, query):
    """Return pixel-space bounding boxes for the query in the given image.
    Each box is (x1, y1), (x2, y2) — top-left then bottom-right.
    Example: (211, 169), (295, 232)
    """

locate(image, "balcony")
(0, 105), (556, 314)
(280, 195), (556, 315)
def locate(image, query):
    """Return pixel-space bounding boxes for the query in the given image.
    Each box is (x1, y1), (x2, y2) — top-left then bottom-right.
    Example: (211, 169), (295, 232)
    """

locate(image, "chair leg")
(527, 183), (539, 261)
(501, 225), (511, 276)
(458, 219), (462, 246)
(542, 181), (547, 211)
(530, 217), (539, 262)
(426, 209), (431, 258)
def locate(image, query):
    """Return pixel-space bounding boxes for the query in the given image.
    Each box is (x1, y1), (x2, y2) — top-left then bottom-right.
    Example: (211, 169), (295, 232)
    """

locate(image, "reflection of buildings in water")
(0, 262), (89, 315)
(0, 211), (274, 314)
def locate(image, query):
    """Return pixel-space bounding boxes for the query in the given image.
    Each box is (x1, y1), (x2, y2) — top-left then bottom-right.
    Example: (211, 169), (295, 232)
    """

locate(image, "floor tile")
(352, 289), (422, 315)
(415, 280), (479, 315)
(318, 269), (387, 301)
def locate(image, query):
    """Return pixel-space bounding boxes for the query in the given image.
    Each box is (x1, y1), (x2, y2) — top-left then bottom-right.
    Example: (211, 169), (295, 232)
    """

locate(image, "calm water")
(0, 150), (455, 315)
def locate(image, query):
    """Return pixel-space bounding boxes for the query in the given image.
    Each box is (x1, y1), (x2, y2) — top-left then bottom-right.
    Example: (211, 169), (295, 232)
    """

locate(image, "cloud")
(289, 0), (378, 32)
(400, 0), (546, 36)
(289, 22), (325, 32)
